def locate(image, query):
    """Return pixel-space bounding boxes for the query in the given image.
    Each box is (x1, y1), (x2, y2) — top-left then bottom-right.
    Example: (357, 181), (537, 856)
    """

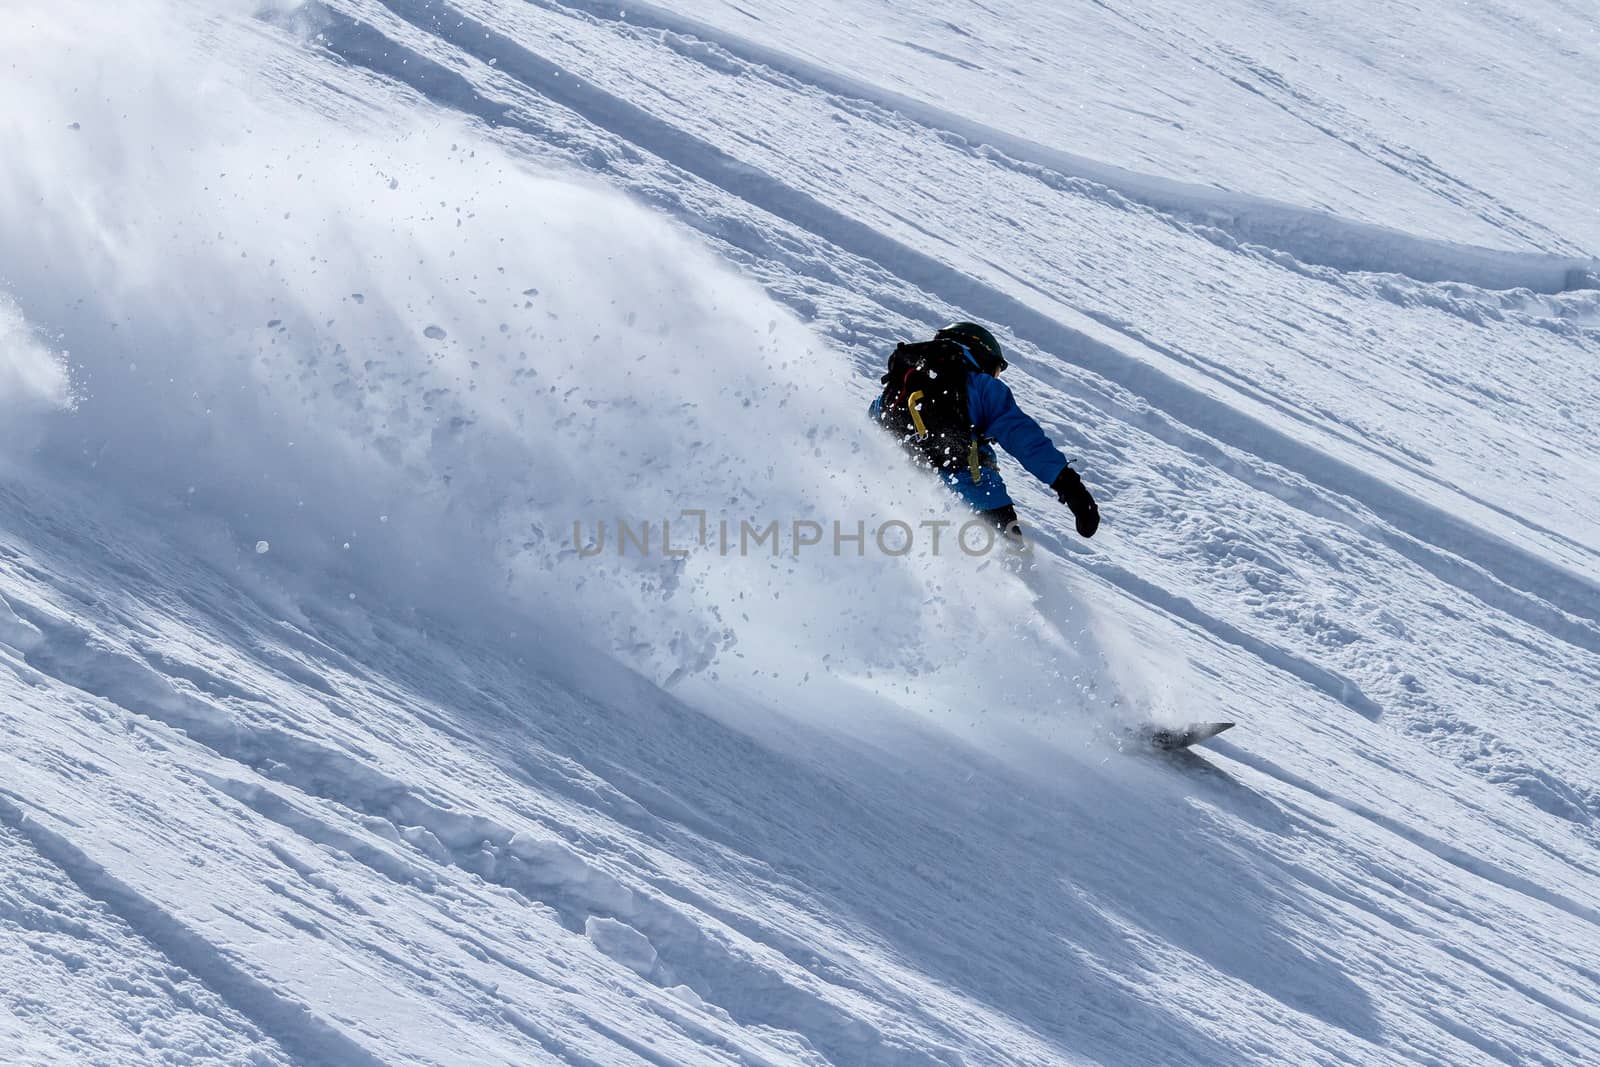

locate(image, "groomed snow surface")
(3, 1), (1598, 1063)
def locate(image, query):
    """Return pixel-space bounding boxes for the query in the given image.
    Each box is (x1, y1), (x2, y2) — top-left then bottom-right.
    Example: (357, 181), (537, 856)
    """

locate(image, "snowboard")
(1128, 721), (1235, 752)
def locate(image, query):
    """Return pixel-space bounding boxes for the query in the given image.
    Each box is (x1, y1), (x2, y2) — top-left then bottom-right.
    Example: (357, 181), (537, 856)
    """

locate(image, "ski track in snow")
(529, 0), (1599, 289)
(0, 793), (384, 1067)
(0, 814), (295, 1067)
(5, 0), (1600, 1064)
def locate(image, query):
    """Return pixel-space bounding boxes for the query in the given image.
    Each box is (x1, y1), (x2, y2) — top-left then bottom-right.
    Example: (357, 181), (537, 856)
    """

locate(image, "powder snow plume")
(0, 0), (1115, 744)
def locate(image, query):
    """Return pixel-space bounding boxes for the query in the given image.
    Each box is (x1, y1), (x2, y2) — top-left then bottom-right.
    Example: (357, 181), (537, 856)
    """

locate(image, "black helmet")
(935, 321), (1007, 374)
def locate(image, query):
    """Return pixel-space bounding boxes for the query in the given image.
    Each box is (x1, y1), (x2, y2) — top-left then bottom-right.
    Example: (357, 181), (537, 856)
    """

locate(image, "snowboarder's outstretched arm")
(970, 374), (1068, 485)
(970, 374), (1100, 537)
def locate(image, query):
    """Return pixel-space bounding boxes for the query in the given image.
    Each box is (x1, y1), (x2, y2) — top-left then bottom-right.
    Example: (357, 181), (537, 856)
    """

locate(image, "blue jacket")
(871, 352), (1069, 511)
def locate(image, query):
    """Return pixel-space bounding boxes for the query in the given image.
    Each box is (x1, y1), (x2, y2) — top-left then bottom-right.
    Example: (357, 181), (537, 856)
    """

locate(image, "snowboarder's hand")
(1052, 466), (1099, 538)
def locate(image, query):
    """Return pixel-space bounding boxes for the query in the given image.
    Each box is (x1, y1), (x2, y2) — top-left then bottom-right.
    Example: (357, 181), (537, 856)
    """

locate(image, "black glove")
(1052, 466), (1100, 538)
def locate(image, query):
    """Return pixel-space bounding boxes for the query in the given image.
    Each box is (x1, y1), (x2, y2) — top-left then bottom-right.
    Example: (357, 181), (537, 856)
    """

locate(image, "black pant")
(978, 504), (1019, 530)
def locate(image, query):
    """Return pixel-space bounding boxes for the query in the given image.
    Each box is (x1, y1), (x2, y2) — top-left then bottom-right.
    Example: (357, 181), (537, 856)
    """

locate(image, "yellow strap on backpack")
(906, 390), (929, 437)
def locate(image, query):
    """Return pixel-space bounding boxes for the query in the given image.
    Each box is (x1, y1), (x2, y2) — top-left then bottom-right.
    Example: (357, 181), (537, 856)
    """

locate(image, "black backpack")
(876, 339), (982, 482)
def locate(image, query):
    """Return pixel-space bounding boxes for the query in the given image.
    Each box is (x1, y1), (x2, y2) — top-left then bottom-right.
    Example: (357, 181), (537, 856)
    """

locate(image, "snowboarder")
(871, 322), (1099, 541)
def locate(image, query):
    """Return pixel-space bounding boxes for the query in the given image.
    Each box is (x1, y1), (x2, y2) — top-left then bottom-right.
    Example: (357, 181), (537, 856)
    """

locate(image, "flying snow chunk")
(255, 540), (269, 554)
(423, 325), (447, 340)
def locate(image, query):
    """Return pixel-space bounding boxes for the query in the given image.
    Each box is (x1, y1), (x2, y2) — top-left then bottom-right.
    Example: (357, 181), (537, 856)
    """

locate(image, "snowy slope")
(3, 1), (1599, 1064)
